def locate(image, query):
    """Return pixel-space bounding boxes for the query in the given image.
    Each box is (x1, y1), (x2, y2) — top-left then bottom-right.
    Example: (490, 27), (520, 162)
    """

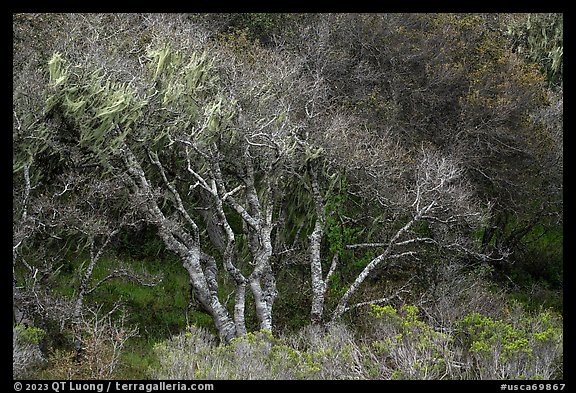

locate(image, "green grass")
(46, 250), (215, 378)
(116, 337), (160, 379)
(25, 221), (563, 379)
(86, 255), (189, 332)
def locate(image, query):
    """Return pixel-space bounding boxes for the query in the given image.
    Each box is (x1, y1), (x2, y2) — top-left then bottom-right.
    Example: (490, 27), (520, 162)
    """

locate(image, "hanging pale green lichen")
(304, 146), (324, 163)
(45, 52), (146, 161)
(184, 50), (214, 93)
(147, 45), (229, 144)
(148, 46), (212, 93)
(47, 46), (241, 164)
(63, 93), (86, 116)
(48, 52), (68, 87)
(148, 45), (180, 80)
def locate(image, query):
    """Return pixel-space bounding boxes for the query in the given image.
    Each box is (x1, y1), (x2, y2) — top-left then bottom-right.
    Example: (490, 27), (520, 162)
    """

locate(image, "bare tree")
(330, 148), (485, 322)
(14, 14), (560, 349)
(299, 114), (488, 323)
(26, 14), (327, 340)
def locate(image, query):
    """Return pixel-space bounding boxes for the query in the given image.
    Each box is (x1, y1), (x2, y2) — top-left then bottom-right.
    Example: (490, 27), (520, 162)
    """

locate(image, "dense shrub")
(457, 308), (563, 379)
(368, 304), (458, 379)
(13, 325), (46, 379)
(152, 324), (367, 380)
(40, 308), (138, 379)
(151, 304), (562, 380)
(13, 13), (562, 380)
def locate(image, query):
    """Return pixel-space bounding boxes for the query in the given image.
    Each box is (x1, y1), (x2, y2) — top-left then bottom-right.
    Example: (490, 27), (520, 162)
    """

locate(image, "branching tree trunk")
(308, 161), (337, 325)
(331, 201), (436, 322)
(323, 147), (486, 324)
(123, 144), (240, 341)
(72, 224), (161, 355)
(33, 35), (316, 338)
(13, 15), (562, 380)
(16, 14), (534, 344)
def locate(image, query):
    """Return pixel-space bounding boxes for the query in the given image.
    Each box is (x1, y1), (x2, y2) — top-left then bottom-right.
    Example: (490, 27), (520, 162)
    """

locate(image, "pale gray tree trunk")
(246, 222), (277, 331)
(309, 223), (337, 325)
(159, 223), (237, 342)
(331, 201), (435, 323)
(211, 162), (249, 336)
(309, 219), (325, 325)
(194, 155), (249, 337)
(308, 163), (338, 325)
(197, 203), (247, 336)
(123, 145), (238, 342)
(234, 169), (278, 332)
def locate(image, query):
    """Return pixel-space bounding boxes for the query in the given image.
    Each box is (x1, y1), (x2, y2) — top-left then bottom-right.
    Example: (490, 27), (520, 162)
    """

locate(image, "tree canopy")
(13, 13), (562, 380)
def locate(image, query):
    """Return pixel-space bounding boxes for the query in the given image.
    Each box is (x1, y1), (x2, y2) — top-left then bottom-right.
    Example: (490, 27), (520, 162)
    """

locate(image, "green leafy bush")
(457, 308), (563, 379)
(152, 302), (563, 380)
(14, 324), (47, 343)
(151, 324), (366, 380)
(368, 304), (457, 379)
(13, 325), (46, 379)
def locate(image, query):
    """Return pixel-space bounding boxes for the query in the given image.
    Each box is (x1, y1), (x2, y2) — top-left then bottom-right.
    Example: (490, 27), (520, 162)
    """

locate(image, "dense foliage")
(151, 302), (562, 380)
(13, 13), (562, 380)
